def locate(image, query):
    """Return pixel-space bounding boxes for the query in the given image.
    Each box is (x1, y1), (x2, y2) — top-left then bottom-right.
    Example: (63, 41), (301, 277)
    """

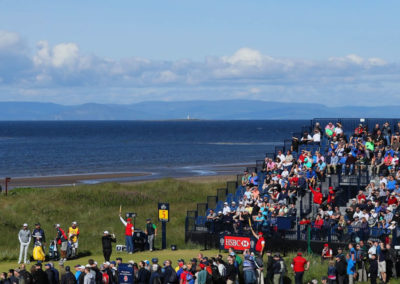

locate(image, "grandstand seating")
(185, 118), (400, 245)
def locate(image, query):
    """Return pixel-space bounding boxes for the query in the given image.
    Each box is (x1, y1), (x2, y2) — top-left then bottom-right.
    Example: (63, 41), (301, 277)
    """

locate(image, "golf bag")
(48, 240), (59, 260)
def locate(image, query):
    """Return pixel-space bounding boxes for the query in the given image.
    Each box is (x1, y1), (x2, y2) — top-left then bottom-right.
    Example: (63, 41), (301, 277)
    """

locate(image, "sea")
(0, 120), (307, 181)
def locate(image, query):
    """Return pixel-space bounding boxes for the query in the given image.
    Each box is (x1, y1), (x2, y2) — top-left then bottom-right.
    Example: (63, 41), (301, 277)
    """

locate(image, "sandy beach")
(5, 172), (148, 188)
(3, 163), (249, 188)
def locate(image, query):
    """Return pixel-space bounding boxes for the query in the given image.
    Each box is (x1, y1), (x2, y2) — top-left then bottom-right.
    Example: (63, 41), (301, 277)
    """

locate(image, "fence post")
(307, 226), (312, 254)
(300, 196), (303, 216)
(328, 227), (332, 243)
(296, 218), (300, 241)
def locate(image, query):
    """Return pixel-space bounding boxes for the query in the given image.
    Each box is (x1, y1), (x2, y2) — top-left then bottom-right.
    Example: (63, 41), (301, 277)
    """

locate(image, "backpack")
(21, 270), (33, 284)
(279, 260), (287, 274)
(64, 273), (77, 284)
(95, 270), (103, 284)
(210, 265), (222, 282)
(254, 256), (264, 269)
(102, 272), (109, 284)
(205, 271), (213, 284)
(168, 269), (178, 284)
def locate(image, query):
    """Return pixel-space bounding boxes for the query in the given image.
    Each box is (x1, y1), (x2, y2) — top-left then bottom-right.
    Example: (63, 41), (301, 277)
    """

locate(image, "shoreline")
(4, 162), (252, 188)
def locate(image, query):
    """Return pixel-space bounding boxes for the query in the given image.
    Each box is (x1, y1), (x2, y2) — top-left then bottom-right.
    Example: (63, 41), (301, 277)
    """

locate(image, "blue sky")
(0, 0), (399, 105)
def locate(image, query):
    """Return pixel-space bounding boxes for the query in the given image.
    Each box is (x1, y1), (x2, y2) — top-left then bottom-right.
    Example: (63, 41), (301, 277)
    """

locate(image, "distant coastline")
(1, 100), (400, 120)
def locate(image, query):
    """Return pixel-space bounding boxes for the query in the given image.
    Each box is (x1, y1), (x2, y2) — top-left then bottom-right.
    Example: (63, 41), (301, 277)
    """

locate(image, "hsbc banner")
(221, 235), (255, 251)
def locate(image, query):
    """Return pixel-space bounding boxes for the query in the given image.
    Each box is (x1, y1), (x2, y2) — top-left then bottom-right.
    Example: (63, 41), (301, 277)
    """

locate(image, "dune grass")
(0, 178), (225, 262)
(0, 179), (370, 283)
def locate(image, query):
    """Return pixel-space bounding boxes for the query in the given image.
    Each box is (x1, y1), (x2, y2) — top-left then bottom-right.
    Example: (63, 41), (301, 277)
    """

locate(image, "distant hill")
(0, 100), (399, 120)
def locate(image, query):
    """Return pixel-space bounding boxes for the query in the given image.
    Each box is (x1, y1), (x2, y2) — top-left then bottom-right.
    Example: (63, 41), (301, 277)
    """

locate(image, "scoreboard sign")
(158, 202), (170, 222)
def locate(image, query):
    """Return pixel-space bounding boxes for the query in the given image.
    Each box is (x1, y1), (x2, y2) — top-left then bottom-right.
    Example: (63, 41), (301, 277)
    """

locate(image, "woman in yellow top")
(68, 221), (80, 258)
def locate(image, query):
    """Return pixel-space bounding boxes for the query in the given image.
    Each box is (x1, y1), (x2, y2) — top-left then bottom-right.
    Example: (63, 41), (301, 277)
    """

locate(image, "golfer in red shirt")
(291, 252), (310, 284)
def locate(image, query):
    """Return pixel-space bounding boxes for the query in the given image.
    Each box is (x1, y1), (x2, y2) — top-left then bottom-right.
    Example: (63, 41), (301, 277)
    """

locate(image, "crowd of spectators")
(205, 121), (400, 242)
(4, 244), (397, 284)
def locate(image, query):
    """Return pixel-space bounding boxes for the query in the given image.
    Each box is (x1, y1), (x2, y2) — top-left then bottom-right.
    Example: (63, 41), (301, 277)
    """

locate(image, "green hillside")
(0, 178), (225, 261)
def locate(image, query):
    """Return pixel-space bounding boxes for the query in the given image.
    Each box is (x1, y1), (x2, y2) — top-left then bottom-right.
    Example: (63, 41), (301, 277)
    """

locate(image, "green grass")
(0, 178), (225, 262)
(0, 179), (372, 282)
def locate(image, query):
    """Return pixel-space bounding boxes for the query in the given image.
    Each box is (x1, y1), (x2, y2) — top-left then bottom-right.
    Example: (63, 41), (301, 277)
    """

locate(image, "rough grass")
(0, 180), (371, 283)
(0, 178), (224, 261)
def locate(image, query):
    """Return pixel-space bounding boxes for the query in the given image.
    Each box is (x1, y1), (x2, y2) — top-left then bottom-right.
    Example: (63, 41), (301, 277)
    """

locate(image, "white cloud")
(0, 30), (399, 106)
(0, 30), (21, 50)
(33, 41), (86, 69)
(222, 47), (264, 66)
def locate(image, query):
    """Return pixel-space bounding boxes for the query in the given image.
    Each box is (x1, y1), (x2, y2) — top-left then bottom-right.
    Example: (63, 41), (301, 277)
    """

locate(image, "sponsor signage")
(223, 235), (251, 251)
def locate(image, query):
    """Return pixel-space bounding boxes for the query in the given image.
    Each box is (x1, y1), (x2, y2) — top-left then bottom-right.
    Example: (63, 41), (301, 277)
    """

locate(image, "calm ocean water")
(0, 120), (306, 178)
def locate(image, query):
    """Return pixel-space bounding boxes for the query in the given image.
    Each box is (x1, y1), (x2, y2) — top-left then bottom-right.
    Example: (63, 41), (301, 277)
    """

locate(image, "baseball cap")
(23, 223), (28, 227)
(103, 231), (109, 234)
(151, 258), (158, 264)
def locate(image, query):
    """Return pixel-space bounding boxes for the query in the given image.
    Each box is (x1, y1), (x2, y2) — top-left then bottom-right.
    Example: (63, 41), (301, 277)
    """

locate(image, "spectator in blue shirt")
(339, 154), (348, 175)
(346, 253), (356, 284)
(387, 175), (396, 191)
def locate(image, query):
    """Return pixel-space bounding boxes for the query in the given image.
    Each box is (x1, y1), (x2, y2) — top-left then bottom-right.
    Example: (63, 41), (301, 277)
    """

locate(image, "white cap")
(72, 221), (77, 225)
(23, 223), (28, 227)
(104, 262), (110, 266)
(85, 264), (91, 268)
(55, 224), (60, 228)
(128, 260), (135, 264)
(232, 201), (236, 204)
(80, 266), (85, 269)
(218, 211), (222, 214)
(94, 261), (98, 265)
(224, 202), (228, 205)
(104, 231), (109, 234)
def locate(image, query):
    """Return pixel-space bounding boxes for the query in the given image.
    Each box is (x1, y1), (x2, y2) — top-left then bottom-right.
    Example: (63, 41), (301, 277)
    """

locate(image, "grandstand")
(185, 118), (400, 252)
